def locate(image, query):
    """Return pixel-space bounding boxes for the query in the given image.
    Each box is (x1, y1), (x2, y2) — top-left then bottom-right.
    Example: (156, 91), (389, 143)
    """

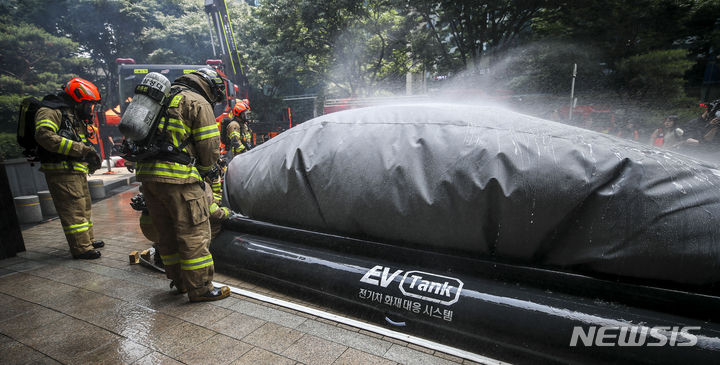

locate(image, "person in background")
(240, 105), (253, 152)
(549, 109), (561, 122)
(221, 99), (251, 158)
(649, 115), (680, 147)
(684, 101), (720, 150)
(616, 120), (640, 141)
(598, 118), (615, 134)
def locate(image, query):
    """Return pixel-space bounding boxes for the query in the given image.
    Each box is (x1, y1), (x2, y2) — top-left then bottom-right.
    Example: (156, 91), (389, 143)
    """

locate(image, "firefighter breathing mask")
(77, 101), (96, 121)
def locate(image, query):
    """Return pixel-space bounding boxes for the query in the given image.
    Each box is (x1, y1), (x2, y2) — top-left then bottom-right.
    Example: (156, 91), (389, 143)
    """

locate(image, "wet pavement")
(1, 183), (480, 364)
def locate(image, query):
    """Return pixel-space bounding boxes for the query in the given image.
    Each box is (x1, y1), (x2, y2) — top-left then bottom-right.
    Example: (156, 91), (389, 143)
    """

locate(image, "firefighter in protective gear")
(224, 99), (251, 156)
(35, 78), (105, 260)
(135, 67), (230, 302)
(239, 99), (253, 150)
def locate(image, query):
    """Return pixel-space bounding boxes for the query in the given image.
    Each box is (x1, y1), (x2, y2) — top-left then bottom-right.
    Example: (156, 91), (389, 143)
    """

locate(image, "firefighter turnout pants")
(140, 181), (214, 298)
(45, 173), (95, 256)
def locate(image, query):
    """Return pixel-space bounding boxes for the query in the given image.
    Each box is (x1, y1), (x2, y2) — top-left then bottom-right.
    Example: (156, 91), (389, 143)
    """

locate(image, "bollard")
(14, 195), (43, 224)
(37, 190), (57, 217)
(88, 179), (106, 200)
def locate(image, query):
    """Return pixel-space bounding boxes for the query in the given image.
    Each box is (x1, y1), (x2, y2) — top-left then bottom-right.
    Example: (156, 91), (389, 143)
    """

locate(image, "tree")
(247, 0), (364, 98)
(0, 20), (90, 133)
(140, 0), (254, 65)
(247, 0), (421, 98)
(615, 49), (694, 100)
(499, 42), (607, 95)
(531, 0), (708, 99)
(534, 0), (694, 61)
(682, 0), (720, 99)
(59, 1), (161, 107)
(326, 0), (416, 96)
(405, 0), (562, 72)
(1, 0), (157, 107)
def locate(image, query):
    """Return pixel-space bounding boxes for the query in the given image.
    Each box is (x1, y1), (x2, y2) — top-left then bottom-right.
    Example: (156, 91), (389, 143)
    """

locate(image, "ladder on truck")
(204, 0), (249, 100)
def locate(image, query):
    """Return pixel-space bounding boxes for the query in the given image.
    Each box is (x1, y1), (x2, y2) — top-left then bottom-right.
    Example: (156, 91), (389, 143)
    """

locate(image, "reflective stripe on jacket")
(34, 106), (89, 175)
(226, 120), (245, 154)
(136, 86), (221, 184)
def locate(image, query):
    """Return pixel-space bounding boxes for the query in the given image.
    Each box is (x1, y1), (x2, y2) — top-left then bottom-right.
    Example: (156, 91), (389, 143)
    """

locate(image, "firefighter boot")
(73, 249), (101, 260)
(92, 240), (105, 248)
(189, 286), (230, 302)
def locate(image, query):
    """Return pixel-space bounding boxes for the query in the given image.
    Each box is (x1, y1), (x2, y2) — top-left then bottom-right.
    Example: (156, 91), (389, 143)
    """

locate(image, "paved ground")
(0, 183), (480, 365)
(85, 166), (136, 194)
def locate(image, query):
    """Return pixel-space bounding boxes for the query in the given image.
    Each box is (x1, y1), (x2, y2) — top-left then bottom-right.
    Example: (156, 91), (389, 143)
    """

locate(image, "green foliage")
(59, 0), (159, 106)
(405, 0), (563, 72)
(0, 94), (24, 138)
(0, 21), (87, 95)
(247, 0), (361, 96)
(247, 0), (414, 98)
(682, 0), (720, 85)
(0, 133), (23, 161)
(0, 0), (717, 125)
(0, 20), (89, 133)
(615, 49), (694, 101)
(327, 2), (413, 96)
(499, 42), (607, 95)
(141, 0), (218, 65)
(532, 0), (693, 60)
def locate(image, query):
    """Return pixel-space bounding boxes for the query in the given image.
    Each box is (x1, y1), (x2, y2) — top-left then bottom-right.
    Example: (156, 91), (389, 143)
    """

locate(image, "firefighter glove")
(81, 144), (96, 157)
(85, 151), (102, 174)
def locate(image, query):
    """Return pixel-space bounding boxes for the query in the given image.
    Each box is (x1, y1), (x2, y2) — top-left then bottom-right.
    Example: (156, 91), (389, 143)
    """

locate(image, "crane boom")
(204, 0), (249, 98)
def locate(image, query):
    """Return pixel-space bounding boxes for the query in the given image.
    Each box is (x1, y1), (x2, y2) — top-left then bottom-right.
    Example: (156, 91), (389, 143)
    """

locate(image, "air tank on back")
(119, 72), (171, 142)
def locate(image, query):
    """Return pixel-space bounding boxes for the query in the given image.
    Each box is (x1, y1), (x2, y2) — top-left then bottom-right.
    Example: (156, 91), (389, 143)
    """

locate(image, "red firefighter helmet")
(232, 99), (248, 117)
(64, 78), (101, 103)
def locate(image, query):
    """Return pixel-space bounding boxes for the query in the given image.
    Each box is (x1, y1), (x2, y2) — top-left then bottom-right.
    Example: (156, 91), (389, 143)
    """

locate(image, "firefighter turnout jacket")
(134, 73), (222, 299)
(35, 106), (93, 175)
(226, 119), (245, 155)
(35, 104), (98, 256)
(135, 79), (221, 184)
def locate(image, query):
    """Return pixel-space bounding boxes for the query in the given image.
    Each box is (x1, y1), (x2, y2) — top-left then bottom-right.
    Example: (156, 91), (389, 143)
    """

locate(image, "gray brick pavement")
(0, 185), (477, 364)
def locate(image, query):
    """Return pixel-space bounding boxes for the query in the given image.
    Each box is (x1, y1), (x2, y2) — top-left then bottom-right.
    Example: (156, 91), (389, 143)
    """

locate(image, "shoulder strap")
(151, 86), (188, 139)
(150, 86), (195, 163)
(36, 95), (76, 137)
(40, 94), (70, 109)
